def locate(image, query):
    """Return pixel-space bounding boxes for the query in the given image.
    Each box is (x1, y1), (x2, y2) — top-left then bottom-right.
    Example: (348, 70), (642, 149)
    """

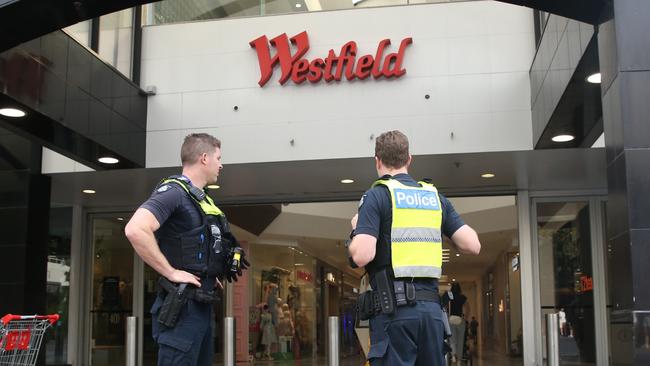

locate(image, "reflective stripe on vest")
(373, 178), (443, 278)
(161, 178), (225, 217)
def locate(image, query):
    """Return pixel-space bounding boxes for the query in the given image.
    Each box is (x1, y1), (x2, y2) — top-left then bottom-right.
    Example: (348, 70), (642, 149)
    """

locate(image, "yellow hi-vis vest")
(161, 178), (225, 217)
(373, 178), (443, 278)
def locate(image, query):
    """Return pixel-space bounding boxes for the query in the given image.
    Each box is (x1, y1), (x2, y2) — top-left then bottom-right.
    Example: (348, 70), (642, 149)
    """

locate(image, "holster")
(357, 291), (382, 321)
(157, 278), (188, 328)
(159, 277), (217, 304)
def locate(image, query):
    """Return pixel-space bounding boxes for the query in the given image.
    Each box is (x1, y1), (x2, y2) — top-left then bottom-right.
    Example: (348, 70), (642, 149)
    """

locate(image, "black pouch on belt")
(194, 289), (217, 304)
(405, 282), (416, 304)
(357, 291), (374, 321)
(374, 269), (396, 315)
(394, 281), (407, 307)
(157, 279), (188, 328)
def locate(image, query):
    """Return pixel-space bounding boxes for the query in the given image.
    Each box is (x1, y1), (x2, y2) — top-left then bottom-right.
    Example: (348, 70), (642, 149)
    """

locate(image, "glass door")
(89, 215), (134, 366)
(534, 200), (597, 366)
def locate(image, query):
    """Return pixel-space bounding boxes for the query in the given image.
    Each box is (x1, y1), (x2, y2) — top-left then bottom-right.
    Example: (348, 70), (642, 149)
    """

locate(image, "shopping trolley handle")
(1, 313), (60, 326)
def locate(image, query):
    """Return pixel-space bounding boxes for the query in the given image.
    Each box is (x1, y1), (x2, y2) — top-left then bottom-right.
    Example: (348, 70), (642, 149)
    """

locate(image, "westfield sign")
(249, 31), (412, 87)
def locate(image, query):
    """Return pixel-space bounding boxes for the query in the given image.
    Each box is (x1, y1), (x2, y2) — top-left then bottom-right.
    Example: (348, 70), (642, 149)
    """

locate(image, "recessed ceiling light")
(207, 185), (220, 189)
(452, 278), (456, 282)
(587, 73), (601, 84)
(552, 134), (575, 142)
(481, 173), (495, 178)
(456, 253), (460, 257)
(98, 156), (119, 164)
(0, 108), (26, 118)
(295, 3), (302, 7)
(83, 189), (96, 194)
(117, 217), (124, 221)
(340, 179), (354, 184)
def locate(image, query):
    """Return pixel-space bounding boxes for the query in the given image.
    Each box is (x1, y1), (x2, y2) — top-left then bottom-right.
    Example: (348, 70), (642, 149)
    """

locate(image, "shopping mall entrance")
(228, 196), (527, 365)
(43, 193), (611, 365)
(43, 147), (610, 365)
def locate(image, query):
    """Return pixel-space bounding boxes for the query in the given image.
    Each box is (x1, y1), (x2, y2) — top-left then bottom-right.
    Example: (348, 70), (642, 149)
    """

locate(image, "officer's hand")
(225, 247), (249, 282)
(351, 214), (358, 230)
(236, 248), (250, 276)
(167, 269), (201, 287)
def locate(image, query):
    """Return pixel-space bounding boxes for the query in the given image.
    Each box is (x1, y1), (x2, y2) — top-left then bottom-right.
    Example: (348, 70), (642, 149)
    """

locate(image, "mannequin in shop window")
(260, 304), (278, 360)
(276, 305), (294, 355)
(264, 283), (280, 325)
(287, 283), (300, 310)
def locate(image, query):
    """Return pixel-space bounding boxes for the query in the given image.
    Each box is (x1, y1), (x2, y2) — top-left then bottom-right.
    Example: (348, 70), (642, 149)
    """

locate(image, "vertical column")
(598, 1), (650, 364)
(517, 191), (540, 366)
(0, 130), (50, 316)
(0, 172), (50, 315)
(233, 240), (250, 363)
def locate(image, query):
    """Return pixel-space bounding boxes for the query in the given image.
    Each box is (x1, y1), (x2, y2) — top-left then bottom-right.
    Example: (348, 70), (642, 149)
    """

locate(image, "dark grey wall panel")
(530, 14), (595, 146)
(0, 30), (147, 169)
(599, 0), (650, 364)
(613, 0), (650, 72)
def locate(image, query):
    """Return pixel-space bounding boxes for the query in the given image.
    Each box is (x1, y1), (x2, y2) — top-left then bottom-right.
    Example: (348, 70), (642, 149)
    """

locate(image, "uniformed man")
(348, 130), (481, 365)
(125, 133), (248, 366)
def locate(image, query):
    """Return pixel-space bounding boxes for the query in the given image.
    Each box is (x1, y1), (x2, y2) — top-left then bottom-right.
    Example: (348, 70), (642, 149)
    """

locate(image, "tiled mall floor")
(213, 342), (525, 365)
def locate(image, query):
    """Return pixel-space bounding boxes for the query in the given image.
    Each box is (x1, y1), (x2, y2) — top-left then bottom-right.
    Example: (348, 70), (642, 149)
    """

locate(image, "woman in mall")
(442, 283), (469, 364)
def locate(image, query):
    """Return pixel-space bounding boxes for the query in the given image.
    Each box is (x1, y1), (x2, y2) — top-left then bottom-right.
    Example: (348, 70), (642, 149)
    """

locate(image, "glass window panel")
(45, 207), (73, 365)
(143, 0), (483, 25)
(90, 216), (134, 366)
(248, 244), (318, 361)
(64, 20), (91, 47)
(99, 9), (134, 78)
(536, 201), (596, 366)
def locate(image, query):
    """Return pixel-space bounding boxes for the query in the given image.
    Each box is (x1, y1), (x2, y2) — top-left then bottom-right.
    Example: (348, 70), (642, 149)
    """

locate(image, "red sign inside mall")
(249, 31), (413, 87)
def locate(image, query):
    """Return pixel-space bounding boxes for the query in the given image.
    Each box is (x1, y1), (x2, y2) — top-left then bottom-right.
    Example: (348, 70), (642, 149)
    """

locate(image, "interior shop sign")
(249, 31), (412, 87)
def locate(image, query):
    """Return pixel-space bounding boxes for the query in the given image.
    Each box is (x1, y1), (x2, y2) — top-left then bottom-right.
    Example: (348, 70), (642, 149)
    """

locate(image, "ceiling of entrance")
(48, 148), (606, 208)
(237, 195), (518, 284)
(49, 148), (603, 285)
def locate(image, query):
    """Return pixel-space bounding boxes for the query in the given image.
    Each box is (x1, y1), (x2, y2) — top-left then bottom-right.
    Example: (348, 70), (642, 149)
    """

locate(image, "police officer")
(348, 130), (481, 366)
(125, 133), (248, 366)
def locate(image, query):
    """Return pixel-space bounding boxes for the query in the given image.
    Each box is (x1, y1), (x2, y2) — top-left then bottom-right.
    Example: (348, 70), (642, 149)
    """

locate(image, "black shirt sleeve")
(440, 193), (465, 238)
(139, 184), (184, 225)
(354, 187), (386, 239)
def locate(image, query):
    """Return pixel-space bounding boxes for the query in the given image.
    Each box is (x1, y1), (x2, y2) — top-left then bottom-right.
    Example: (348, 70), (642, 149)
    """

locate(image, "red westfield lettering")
(249, 31), (412, 87)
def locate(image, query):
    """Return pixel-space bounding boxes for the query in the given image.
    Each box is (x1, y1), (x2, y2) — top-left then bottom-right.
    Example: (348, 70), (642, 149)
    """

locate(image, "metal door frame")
(525, 193), (609, 366)
(73, 209), (143, 366)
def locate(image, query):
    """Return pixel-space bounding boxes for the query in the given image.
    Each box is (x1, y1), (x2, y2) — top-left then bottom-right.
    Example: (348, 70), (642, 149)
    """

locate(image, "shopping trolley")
(0, 314), (59, 366)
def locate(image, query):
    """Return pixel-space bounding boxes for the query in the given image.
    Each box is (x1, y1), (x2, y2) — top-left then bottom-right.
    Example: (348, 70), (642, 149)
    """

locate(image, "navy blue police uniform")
(355, 173), (465, 366)
(141, 175), (224, 366)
